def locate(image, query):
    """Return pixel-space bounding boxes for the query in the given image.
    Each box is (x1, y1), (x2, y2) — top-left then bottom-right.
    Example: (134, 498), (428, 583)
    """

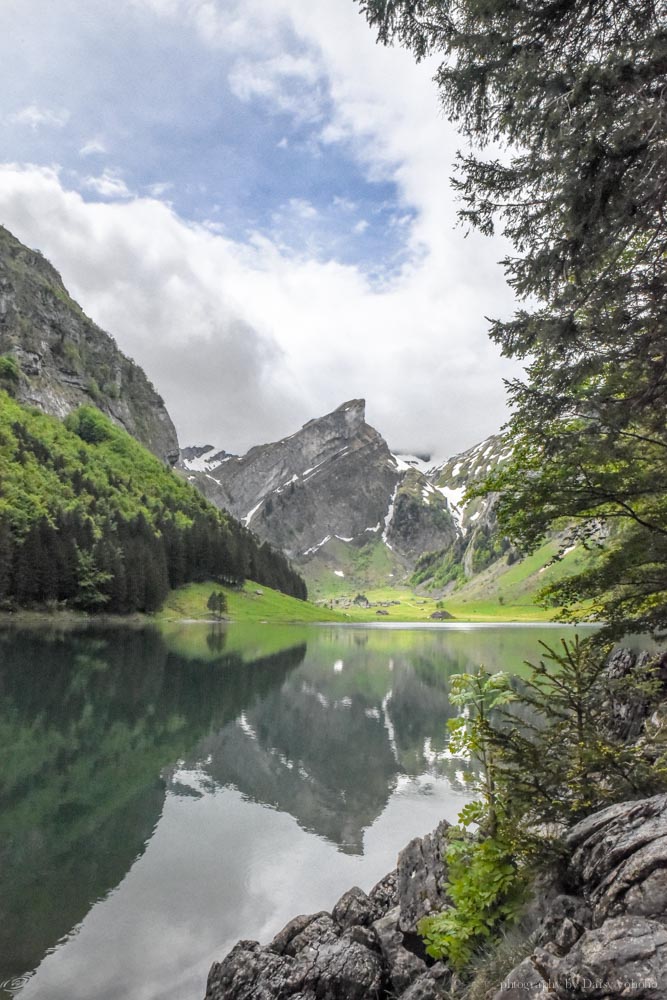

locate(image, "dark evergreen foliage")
(0, 394), (307, 612)
(359, 0), (667, 635)
(207, 590), (228, 618)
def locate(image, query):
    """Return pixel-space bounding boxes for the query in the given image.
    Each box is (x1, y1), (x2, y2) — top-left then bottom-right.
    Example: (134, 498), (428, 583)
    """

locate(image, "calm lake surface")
(1, 621), (606, 1000)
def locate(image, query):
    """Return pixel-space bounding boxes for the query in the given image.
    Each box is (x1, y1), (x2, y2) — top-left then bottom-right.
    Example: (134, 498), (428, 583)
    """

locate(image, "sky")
(0, 0), (519, 458)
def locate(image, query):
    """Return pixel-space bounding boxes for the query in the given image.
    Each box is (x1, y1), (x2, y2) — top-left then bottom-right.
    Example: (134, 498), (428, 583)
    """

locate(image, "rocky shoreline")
(205, 649), (667, 1000)
(205, 794), (667, 1000)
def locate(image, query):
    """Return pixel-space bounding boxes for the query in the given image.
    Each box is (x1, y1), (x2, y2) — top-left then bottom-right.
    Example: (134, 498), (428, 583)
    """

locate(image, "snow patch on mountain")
(303, 535), (332, 556)
(391, 452), (434, 474)
(436, 485), (467, 528)
(181, 446), (235, 473)
(382, 485), (400, 550)
(244, 498), (264, 526)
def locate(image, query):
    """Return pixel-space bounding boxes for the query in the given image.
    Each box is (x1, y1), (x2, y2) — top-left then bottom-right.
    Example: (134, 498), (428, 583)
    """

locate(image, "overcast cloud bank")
(0, 0), (519, 456)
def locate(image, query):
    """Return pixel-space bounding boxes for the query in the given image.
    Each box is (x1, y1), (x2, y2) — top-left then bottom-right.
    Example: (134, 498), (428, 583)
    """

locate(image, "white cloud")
(131, 0), (286, 55)
(83, 169), (133, 199)
(0, 0), (521, 456)
(8, 103), (70, 129)
(228, 53), (324, 123)
(133, 0), (511, 279)
(147, 181), (173, 198)
(332, 196), (356, 213)
(0, 165), (517, 457)
(285, 198), (317, 220)
(80, 137), (108, 156)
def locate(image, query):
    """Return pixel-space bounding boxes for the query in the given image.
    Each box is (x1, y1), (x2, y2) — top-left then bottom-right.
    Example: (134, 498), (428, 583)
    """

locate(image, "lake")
(0, 621), (602, 1000)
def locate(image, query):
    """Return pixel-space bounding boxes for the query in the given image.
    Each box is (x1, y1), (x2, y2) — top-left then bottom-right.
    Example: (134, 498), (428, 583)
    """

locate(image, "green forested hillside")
(0, 391), (307, 612)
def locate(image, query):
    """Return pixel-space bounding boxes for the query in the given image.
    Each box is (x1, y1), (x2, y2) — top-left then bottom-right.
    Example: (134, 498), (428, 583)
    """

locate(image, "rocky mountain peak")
(180, 398), (399, 553)
(179, 400), (468, 581)
(333, 397), (366, 429)
(275, 398), (369, 467)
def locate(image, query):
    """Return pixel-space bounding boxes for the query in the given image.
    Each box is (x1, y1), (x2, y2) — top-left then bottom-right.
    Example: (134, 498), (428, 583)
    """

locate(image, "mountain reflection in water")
(0, 622), (582, 1000)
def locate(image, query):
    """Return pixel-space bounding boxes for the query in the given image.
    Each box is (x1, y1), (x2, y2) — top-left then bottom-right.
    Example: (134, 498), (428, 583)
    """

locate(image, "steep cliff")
(386, 468), (458, 563)
(181, 400), (461, 580)
(181, 404), (507, 591)
(0, 226), (179, 464)
(413, 435), (513, 589)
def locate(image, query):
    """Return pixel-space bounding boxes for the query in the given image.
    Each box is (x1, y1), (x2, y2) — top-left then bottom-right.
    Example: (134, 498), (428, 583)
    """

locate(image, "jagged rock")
(343, 924), (381, 952)
(181, 400), (402, 558)
(536, 895), (591, 954)
(205, 826), (446, 1000)
(397, 819), (450, 933)
(490, 957), (554, 999)
(180, 400), (463, 578)
(206, 791), (667, 1000)
(205, 932), (384, 1000)
(372, 906), (430, 994)
(533, 915), (667, 999)
(0, 226), (179, 464)
(287, 913), (340, 956)
(566, 793), (667, 925)
(368, 870), (398, 920)
(401, 972), (449, 1000)
(429, 434), (508, 583)
(206, 940), (303, 1000)
(268, 912), (331, 956)
(496, 795), (667, 1000)
(603, 650), (667, 741)
(315, 931), (385, 997)
(384, 468), (458, 562)
(332, 886), (374, 929)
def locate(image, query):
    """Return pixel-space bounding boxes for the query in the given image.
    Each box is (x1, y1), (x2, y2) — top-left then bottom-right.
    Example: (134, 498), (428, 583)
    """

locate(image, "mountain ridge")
(180, 399), (506, 593)
(0, 229), (309, 612)
(0, 225), (179, 465)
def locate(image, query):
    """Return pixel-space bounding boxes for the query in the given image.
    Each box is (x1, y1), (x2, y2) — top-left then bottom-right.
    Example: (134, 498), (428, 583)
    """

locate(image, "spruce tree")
(207, 590), (227, 619)
(359, 0), (667, 635)
(0, 519), (12, 602)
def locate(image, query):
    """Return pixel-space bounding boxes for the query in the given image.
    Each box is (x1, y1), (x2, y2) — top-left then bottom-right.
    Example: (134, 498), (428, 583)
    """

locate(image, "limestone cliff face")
(180, 400), (461, 573)
(427, 434), (511, 581)
(0, 226), (179, 464)
(385, 469), (458, 562)
(181, 403), (514, 587)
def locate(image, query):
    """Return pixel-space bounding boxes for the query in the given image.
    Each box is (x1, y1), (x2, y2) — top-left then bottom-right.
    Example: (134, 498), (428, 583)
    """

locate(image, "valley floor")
(160, 580), (565, 625)
(0, 579), (573, 628)
(315, 586), (558, 623)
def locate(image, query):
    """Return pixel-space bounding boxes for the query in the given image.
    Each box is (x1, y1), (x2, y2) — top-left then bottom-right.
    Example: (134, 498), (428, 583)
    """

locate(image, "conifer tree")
(207, 590), (227, 619)
(358, 0), (667, 634)
(0, 519), (12, 602)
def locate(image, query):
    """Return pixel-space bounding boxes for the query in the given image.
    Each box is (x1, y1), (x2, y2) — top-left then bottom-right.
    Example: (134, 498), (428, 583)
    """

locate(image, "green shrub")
(419, 828), (527, 970)
(418, 640), (667, 975)
(64, 406), (112, 444)
(489, 637), (667, 827)
(86, 376), (103, 402)
(0, 354), (20, 383)
(62, 341), (82, 371)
